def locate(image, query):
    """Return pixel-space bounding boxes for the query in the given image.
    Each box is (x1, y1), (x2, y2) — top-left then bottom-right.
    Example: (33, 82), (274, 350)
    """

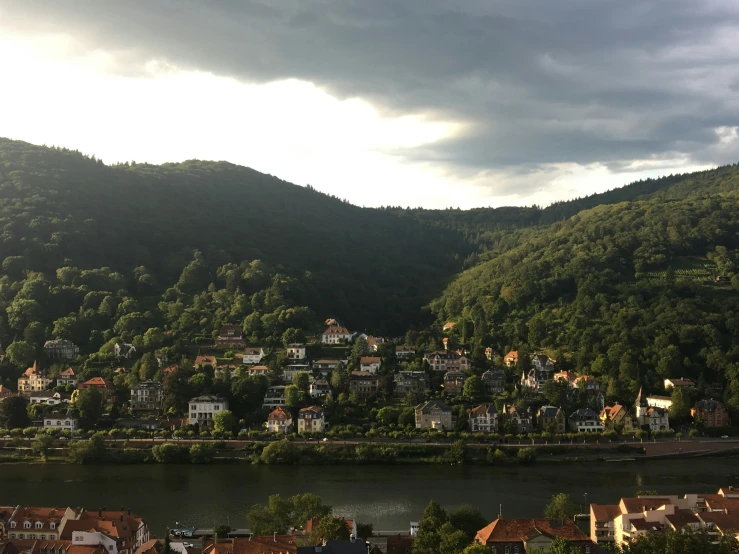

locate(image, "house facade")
(600, 404), (636, 434)
(18, 362), (52, 393)
(262, 386), (287, 409)
(415, 400), (452, 430)
(266, 407), (293, 434)
(482, 369), (506, 394)
(215, 325), (245, 348)
(424, 351), (469, 372)
(194, 355), (217, 368)
(78, 377), (114, 404)
(469, 404), (498, 433)
(287, 343), (306, 360)
(443, 370), (466, 395)
(322, 325), (352, 344)
(188, 395), (229, 428)
(692, 399), (731, 427)
(503, 351), (519, 367)
(635, 388), (669, 431)
(393, 371), (429, 397)
(44, 412), (79, 432)
(30, 392), (70, 406)
(646, 395), (673, 410)
(43, 339), (79, 360)
(664, 377), (695, 391)
(395, 346), (416, 359)
(242, 347), (265, 364)
(504, 405), (533, 433)
(56, 368), (77, 388)
(569, 408), (603, 433)
(349, 371), (379, 399)
(297, 406), (326, 434)
(359, 357), (381, 374)
(309, 379), (331, 398)
(130, 381), (164, 414)
(537, 406), (566, 434)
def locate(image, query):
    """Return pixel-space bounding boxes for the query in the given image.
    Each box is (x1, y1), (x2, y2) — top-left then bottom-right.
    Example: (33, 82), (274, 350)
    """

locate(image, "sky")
(1, 0), (739, 209)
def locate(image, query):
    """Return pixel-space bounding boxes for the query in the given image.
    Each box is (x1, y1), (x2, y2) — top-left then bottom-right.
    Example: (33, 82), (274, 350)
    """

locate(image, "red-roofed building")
(266, 407), (293, 434)
(321, 326), (351, 345)
(0, 385), (12, 401)
(503, 351), (519, 367)
(57, 368), (78, 388)
(475, 518), (595, 553)
(78, 378), (114, 404)
(215, 325), (245, 349)
(600, 404), (636, 434)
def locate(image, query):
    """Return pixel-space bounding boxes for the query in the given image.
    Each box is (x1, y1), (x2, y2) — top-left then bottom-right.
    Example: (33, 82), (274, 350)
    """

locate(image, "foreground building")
(692, 399), (731, 427)
(590, 487), (739, 547)
(537, 406), (566, 434)
(203, 536), (297, 554)
(469, 404), (498, 433)
(17, 362), (52, 393)
(130, 381), (164, 415)
(475, 518), (596, 553)
(297, 406), (326, 434)
(43, 339), (79, 360)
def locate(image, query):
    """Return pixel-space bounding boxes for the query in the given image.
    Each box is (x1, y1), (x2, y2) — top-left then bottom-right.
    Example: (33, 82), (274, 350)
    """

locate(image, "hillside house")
(482, 369), (506, 394)
(215, 325), (245, 348)
(395, 345), (416, 359)
(349, 371), (379, 399)
(322, 325), (352, 344)
(537, 405), (566, 434)
(443, 370), (466, 395)
(297, 406), (326, 434)
(263, 386), (287, 409)
(359, 356), (382, 374)
(600, 404), (636, 434)
(424, 351), (469, 372)
(188, 395), (228, 429)
(394, 371), (429, 397)
(242, 347), (265, 364)
(43, 339), (79, 360)
(415, 400), (452, 430)
(266, 407), (293, 434)
(287, 343), (306, 360)
(504, 405), (533, 433)
(569, 408), (603, 433)
(18, 362), (52, 392)
(115, 342), (136, 358)
(57, 367), (78, 388)
(469, 404), (498, 433)
(692, 399), (731, 427)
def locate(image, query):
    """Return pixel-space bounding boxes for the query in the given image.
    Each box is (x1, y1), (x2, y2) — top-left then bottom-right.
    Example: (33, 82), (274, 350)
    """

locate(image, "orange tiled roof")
(476, 518), (589, 544)
(203, 536), (297, 554)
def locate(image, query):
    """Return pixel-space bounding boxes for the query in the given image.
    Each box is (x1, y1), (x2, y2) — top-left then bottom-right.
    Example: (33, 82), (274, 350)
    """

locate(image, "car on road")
(721, 435), (729, 439)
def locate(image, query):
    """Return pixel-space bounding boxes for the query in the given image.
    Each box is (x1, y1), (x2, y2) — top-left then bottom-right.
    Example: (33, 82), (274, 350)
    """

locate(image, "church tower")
(635, 386), (648, 420)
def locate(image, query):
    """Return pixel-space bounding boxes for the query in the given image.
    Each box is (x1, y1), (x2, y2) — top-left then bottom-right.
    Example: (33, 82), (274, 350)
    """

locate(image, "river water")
(2, 459), (739, 536)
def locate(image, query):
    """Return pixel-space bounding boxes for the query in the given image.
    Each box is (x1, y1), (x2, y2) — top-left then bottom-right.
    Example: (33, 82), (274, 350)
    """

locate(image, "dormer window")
(50, 523), (56, 529)
(24, 522), (31, 529)
(36, 522), (43, 529)
(10, 522), (16, 528)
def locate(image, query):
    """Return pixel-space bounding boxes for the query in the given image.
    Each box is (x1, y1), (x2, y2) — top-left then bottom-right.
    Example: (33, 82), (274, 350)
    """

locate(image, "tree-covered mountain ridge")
(432, 191), (739, 409)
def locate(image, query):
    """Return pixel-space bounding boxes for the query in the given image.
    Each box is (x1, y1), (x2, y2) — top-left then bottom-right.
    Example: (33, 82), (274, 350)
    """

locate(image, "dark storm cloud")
(5, 0), (739, 187)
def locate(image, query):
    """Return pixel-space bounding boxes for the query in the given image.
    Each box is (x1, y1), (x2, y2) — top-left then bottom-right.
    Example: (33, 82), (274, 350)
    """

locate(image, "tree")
(463, 376), (485, 400)
(143, 327), (165, 350)
(376, 407), (400, 425)
(5, 341), (36, 369)
(309, 515), (351, 544)
(32, 433), (55, 460)
(190, 442), (215, 463)
(351, 336), (369, 363)
(0, 396), (30, 429)
(285, 385), (301, 409)
(293, 372), (310, 393)
(668, 387), (691, 422)
(449, 505), (488, 541)
(544, 493), (578, 520)
(438, 522), (469, 554)
(152, 443), (190, 463)
(461, 545), (491, 554)
(517, 448), (536, 465)
(213, 410), (235, 435)
(542, 378), (570, 408)
(547, 538), (582, 554)
(213, 525), (231, 539)
(260, 440), (298, 464)
(75, 387), (104, 428)
(67, 433), (107, 464)
(413, 500), (448, 554)
(289, 493), (332, 528)
(247, 494), (292, 535)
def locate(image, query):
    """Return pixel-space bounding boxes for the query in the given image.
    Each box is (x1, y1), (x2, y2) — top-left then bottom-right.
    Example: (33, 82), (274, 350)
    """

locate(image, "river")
(2, 459), (739, 536)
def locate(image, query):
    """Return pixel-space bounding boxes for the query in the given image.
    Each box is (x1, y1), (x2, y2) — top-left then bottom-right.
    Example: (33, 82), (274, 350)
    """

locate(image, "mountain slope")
(0, 138), (471, 333)
(432, 193), (739, 407)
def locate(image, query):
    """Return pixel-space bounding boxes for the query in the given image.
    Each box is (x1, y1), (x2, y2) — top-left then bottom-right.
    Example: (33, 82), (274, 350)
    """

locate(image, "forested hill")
(0, 138), (472, 335)
(432, 193), (739, 410)
(388, 164), (739, 260)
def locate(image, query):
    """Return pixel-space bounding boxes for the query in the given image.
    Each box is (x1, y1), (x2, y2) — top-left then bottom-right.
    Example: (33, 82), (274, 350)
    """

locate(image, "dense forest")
(3, 137), (739, 415)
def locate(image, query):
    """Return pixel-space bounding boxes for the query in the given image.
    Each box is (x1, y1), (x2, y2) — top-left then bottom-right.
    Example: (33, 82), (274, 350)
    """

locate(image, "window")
(50, 523), (56, 529)
(9, 534), (15, 539)
(505, 547), (510, 554)
(514, 547), (519, 554)
(10, 522), (16, 528)
(24, 522), (31, 529)
(41, 535), (46, 540)
(585, 547), (590, 554)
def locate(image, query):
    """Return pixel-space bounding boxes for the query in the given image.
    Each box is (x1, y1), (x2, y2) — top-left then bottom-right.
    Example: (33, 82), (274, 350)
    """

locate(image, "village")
(0, 318), (733, 447)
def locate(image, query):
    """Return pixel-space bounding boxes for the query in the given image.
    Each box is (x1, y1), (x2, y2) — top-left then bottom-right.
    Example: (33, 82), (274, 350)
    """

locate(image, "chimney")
(350, 535), (355, 544)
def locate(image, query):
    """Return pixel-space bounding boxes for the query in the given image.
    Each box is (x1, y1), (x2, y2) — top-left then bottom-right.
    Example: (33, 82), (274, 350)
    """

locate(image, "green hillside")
(432, 194), (739, 409)
(0, 138), (471, 336)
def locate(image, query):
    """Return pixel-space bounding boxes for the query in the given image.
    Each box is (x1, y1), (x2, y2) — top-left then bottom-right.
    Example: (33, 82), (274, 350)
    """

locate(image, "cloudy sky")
(2, 0), (739, 209)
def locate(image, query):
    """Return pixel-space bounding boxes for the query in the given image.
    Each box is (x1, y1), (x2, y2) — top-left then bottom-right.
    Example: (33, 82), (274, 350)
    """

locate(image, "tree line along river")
(2, 458), (739, 535)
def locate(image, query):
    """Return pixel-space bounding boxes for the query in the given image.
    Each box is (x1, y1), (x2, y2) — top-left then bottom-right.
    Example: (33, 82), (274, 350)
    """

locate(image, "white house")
(469, 404), (498, 433)
(647, 395), (673, 410)
(71, 531), (120, 554)
(188, 395), (229, 429)
(115, 342), (136, 358)
(248, 365), (270, 378)
(43, 339), (80, 360)
(395, 345), (416, 359)
(30, 392), (70, 406)
(359, 356), (382, 374)
(287, 343), (306, 360)
(44, 412), (79, 432)
(266, 407), (293, 434)
(568, 408), (603, 433)
(243, 347), (265, 365)
(322, 325), (352, 344)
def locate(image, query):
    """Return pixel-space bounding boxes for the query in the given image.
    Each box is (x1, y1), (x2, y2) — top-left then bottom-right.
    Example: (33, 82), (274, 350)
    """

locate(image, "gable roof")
(268, 407), (292, 421)
(203, 536), (298, 554)
(360, 357), (381, 364)
(416, 400), (451, 413)
(194, 355), (217, 366)
(59, 368), (76, 377)
(470, 404), (497, 418)
(475, 518), (589, 544)
(323, 325), (350, 335)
